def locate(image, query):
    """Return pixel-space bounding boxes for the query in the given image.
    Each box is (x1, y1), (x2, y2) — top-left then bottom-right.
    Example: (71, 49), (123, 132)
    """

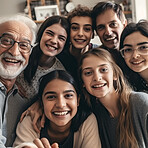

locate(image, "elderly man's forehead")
(0, 21), (32, 41)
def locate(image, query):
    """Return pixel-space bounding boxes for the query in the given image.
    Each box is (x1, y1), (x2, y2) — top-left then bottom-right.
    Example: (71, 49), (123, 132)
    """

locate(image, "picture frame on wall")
(34, 5), (60, 21)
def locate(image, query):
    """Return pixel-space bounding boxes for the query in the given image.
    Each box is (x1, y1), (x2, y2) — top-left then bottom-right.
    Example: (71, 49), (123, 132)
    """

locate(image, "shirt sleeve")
(73, 113), (101, 148)
(13, 116), (39, 147)
(0, 129), (6, 148)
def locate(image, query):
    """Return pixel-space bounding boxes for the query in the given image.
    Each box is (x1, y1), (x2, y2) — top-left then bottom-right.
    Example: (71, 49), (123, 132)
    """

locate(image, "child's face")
(81, 55), (116, 100)
(40, 24), (67, 57)
(42, 79), (78, 129)
(122, 31), (148, 74)
(70, 16), (93, 49)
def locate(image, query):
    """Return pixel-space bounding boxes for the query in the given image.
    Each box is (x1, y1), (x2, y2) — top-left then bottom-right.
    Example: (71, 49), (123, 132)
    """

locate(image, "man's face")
(0, 21), (32, 79)
(96, 9), (126, 50)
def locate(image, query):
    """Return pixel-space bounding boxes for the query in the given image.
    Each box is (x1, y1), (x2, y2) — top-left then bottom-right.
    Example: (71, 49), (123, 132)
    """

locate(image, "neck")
(98, 91), (120, 118)
(139, 68), (148, 83)
(47, 121), (71, 144)
(0, 77), (16, 93)
(70, 46), (81, 59)
(39, 55), (56, 69)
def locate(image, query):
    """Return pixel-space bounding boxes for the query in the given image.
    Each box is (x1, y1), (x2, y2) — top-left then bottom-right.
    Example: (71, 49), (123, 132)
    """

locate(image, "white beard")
(0, 53), (27, 79)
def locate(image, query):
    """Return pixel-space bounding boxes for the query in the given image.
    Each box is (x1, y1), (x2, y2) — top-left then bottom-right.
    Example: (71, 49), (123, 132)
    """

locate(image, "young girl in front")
(14, 70), (101, 148)
(79, 48), (148, 148)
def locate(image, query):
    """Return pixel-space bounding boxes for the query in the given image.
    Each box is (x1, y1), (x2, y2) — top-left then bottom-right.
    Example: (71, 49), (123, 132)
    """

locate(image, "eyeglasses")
(0, 36), (33, 53)
(120, 45), (148, 58)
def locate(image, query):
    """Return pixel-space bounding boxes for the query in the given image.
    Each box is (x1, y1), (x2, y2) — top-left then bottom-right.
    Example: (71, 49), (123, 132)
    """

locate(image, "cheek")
(23, 54), (30, 65)
(43, 102), (53, 115)
(125, 58), (130, 65)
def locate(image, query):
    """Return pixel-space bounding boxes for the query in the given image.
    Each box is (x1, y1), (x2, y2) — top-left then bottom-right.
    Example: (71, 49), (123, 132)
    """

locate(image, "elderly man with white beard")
(0, 14), (37, 147)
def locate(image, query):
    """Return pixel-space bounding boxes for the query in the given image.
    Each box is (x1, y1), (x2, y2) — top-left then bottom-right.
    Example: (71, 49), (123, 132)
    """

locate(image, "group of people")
(0, 1), (147, 148)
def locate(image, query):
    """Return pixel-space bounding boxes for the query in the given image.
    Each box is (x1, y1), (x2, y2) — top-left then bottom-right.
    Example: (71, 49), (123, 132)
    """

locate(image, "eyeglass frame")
(0, 35), (33, 54)
(120, 43), (148, 58)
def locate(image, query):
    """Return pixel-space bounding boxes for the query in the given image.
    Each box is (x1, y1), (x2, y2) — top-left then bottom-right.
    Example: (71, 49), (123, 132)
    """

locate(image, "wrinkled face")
(81, 55), (116, 101)
(96, 9), (125, 50)
(70, 16), (93, 50)
(40, 24), (67, 57)
(123, 31), (148, 75)
(0, 21), (32, 79)
(42, 79), (78, 128)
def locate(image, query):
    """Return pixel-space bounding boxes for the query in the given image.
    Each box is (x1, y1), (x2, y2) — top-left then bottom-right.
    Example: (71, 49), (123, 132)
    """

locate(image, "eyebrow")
(123, 42), (148, 47)
(82, 64), (108, 71)
(71, 23), (92, 27)
(44, 90), (75, 96)
(137, 42), (148, 45)
(46, 29), (67, 39)
(2, 33), (31, 43)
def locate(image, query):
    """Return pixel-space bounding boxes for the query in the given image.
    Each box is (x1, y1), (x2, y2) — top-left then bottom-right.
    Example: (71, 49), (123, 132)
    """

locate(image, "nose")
(105, 26), (112, 35)
(131, 49), (141, 59)
(51, 35), (58, 44)
(55, 96), (66, 108)
(93, 71), (102, 81)
(78, 28), (84, 37)
(8, 42), (21, 56)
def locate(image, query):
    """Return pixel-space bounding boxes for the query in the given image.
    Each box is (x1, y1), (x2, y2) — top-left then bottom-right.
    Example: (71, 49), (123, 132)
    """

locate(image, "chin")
(0, 64), (27, 80)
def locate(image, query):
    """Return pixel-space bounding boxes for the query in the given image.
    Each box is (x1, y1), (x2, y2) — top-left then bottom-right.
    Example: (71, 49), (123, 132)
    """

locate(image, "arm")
(73, 113), (101, 148)
(13, 116), (40, 147)
(20, 100), (45, 133)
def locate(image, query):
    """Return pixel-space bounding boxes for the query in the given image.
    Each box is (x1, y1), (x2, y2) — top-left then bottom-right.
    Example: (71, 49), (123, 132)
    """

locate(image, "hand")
(20, 100), (45, 133)
(33, 138), (59, 148)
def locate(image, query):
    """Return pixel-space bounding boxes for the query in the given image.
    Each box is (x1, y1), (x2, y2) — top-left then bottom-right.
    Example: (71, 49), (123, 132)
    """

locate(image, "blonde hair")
(79, 48), (139, 148)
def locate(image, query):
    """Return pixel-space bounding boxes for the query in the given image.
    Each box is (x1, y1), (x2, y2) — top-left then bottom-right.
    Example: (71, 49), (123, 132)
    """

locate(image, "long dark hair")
(24, 16), (70, 84)
(38, 70), (91, 132)
(120, 20), (148, 91)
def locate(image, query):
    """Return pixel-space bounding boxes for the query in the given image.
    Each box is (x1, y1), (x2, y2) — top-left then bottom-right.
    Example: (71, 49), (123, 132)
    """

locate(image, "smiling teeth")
(54, 111), (68, 116)
(47, 45), (56, 50)
(5, 58), (19, 63)
(106, 37), (115, 41)
(93, 84), (104, 88)
(132, 61), (142, 64)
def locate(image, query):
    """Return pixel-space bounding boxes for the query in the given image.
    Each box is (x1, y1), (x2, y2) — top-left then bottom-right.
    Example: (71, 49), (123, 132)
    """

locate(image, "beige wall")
(0, 0), (25, 16)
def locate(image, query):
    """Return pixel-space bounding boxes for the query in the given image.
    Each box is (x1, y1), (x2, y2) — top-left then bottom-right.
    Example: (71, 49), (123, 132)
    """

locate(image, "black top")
(57, 49), (78, 83)
(40, 121), (74, 148)
(91, 97), (118, 148)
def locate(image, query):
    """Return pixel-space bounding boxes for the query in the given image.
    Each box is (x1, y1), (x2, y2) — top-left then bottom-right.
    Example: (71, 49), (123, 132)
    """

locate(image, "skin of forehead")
(0, 20), (32, 41)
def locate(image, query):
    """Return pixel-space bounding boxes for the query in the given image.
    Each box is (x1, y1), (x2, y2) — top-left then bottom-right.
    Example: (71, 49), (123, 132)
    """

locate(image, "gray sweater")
(93, 91), (148, 148)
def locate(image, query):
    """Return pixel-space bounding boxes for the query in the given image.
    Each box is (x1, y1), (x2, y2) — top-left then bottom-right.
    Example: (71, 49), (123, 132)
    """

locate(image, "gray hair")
(0, 14), (37, 45)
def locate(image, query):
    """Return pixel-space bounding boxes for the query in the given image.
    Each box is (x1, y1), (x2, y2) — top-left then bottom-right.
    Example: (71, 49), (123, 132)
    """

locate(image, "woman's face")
(70, 16), (93, 50)
(81, 55), (116, 100)
(42, 79), (78, 129)
(123, 32), (148, 74)
(40, 24), (67, 57)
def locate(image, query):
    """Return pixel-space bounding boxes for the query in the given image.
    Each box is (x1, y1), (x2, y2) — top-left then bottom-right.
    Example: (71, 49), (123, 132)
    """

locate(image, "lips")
(105, 36), (116, 41)
(131, 59), (144, 65)
(4, 57), (20, 63)
(92, 83), (106, 88)
(74, 39), (86, 43)
(46, 44), (57, 50)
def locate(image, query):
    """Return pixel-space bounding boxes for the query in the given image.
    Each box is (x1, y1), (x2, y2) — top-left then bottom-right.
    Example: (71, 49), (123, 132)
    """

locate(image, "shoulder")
(73, 113), (101, 148)
(77, 113), (98, 133)
(130, 91), (148, 114)
(130, 91), (148, 104)
(13, 116), (39, 147)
